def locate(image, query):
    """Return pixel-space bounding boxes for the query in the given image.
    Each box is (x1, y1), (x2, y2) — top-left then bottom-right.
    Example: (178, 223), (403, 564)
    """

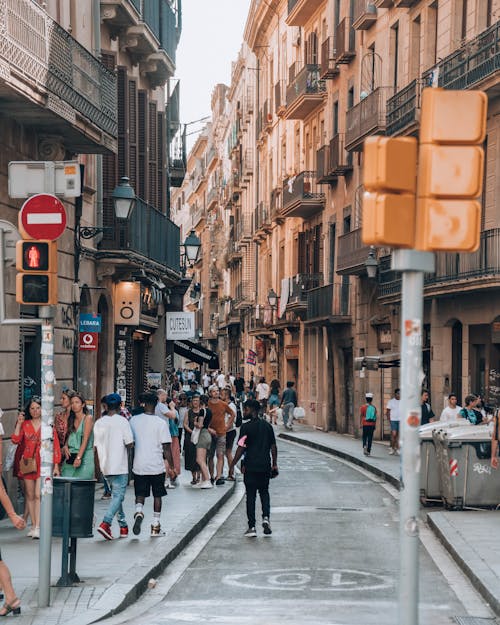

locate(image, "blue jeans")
(282, 402), (295, 427)
(103, 474), (128, 527)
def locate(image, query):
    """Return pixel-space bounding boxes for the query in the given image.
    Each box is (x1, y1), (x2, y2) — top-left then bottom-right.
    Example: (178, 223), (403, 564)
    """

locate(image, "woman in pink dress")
(11, 397), (61, 539)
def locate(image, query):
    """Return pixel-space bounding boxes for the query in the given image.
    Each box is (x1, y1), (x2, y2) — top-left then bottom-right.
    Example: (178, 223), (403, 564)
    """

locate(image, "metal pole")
(38, 309), (56, 607)
(393, 249), (434, 625)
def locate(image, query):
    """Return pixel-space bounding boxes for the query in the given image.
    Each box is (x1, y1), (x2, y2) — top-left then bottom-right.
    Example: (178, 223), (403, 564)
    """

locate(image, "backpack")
(365, 404), (376, 422)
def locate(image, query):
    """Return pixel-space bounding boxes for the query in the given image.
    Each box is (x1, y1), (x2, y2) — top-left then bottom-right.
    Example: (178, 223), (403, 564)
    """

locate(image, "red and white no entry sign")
(19, 193), (67, 241)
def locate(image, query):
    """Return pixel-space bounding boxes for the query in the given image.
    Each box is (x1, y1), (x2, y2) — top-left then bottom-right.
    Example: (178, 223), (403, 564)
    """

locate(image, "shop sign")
(114, 282), (140, 326)
(377, 325), (392, 351)
(246, 349), (257, 365)
(166, 312), (195, 340)
(79, 332), (98, 351)
(284, 344), (299, 359)
(79, 313), (101, 333)
(147, 372), (162, 388)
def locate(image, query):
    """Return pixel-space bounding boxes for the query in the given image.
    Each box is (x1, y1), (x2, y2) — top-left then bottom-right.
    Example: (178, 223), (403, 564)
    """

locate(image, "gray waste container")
(419, 419), (470, 504)
(434, 424), (497, 510)
(52, 477), (96, 538)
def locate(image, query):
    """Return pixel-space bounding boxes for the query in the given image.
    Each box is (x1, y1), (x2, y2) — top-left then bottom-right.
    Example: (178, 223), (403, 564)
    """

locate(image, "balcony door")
(451, 320), (463, 403)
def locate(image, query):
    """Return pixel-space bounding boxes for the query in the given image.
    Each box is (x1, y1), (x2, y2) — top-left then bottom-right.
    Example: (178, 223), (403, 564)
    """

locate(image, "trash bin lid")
(443, 424), (493, 442)
(419, 418), (470, 439)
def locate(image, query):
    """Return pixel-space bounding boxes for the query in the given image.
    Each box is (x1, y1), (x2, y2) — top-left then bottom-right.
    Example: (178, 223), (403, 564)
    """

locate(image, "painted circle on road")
(223, 568), (393, 592)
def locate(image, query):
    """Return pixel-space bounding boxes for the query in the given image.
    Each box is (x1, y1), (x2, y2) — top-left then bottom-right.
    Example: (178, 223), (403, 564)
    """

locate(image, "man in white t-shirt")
(216, 371), (227, 390)
(256, 377), (270, 418)
(386, 388), (401, 455)
(94, 393), (134, 540)
(202, 372), (211, 392)
(129, 392), (173, 537)
(440, 393), (462, 421)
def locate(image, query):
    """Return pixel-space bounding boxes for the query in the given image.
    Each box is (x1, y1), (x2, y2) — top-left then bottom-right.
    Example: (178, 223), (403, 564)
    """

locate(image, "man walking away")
(386, 388), (400, 455)
(234, 372), (245, 402)
(94, 393), (134, 540)
(208, 386), (235, 485)
(280, 381), (297, 430)
(230, 399), (278, 538)
(421, 389), (435, 425)
(256, 377), (270, 419)
(129, 392), (174, 537)
(440, 393), (462, 421)
(360, 393), (377, 456)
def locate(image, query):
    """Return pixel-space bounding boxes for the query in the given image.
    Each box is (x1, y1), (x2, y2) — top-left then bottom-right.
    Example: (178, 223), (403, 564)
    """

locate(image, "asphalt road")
(106, 439), (490, 625)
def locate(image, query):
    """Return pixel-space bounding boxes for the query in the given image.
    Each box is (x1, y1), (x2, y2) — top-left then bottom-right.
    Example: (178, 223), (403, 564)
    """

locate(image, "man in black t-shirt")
(421, 389), (435, 425)
(234, 372), (245, 401)
(230, 399), (278, 538)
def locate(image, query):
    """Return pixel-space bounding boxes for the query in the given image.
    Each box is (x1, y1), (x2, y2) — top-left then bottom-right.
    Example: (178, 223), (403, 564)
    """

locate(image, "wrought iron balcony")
(234, 280), (254, 308)
(345, 87), (394, 151)
(286, 273), (323, 311)
(254, 202), (272, 236)
(100, 197), (180, 273)
(191, 205), (205, 228)
(286, 0), (324, 26)
(422, 22), (500, 93)
(282, 171), (326, 219)
(352, 0), (377, 30)
(317, 146), (337, 184)
(234, 213), (253, 241)
(248, 306), (275, 333)
(270, 187), (283, 223)
(242, 148), (253, 178)
(206, 186), (218, 209)
(378, 229), (500, 299)
(337, 228), (372, 275)
(0, 0), (117, 154)
(329, 134), (353, 175)
(275, 81), (287, 116)
(386, 79), (421, 136)
(284, 64), (326, 120)
(320, 37), (339, 79)
(305, 283), (351, 324)
(335, 18), (356, 64)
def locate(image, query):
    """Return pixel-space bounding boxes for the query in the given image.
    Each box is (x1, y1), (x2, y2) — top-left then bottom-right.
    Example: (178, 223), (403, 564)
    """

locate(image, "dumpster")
(52, 477), (95, 538)
(419, 419), (470, 504)
(434, 424), (497, 510)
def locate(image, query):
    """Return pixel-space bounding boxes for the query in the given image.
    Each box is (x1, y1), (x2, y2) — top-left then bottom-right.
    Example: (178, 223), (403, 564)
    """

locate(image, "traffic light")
(16, 240), (58, 305)
(415, 88), (487, 252)
(362, 136), (417, 247)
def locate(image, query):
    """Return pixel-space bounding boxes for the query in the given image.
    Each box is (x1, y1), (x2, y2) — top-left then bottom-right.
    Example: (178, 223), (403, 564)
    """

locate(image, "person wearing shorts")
(192, 395), (215, 489)
(386, 388), (401, 455)
(221, 388), (237, 481)
(129, 392), (174, 537)
(207, 386), (235, 486)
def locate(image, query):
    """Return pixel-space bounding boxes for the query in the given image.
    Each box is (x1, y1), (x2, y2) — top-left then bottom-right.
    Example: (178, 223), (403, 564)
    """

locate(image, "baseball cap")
(365, 392), (374, 399)
(105, 392), (122, 405)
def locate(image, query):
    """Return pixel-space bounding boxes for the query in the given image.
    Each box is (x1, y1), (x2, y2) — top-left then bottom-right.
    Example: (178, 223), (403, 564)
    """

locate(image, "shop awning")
(173, 340), (220, 369)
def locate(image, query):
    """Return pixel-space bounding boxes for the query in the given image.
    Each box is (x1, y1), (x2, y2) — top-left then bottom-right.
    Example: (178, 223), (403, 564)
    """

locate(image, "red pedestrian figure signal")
(27, 245), (41, 269)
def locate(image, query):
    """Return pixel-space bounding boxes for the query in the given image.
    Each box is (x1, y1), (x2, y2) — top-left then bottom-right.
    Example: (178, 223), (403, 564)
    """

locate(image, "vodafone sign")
(19, 194), (67, 241)
(79, 332), (98, 351)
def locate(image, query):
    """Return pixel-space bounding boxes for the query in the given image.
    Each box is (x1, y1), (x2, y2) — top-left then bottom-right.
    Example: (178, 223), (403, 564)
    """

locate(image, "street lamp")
(182, 230), (201, 266)
(267, 288), (278, 308)
(112, 176), (136, 220)
(365, 246), (378, 279)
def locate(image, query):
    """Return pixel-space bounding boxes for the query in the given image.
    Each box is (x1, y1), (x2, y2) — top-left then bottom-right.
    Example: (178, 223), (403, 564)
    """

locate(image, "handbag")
(65, 453), (78, 465)
(293, 406), (306, 419)
(191, 428), (200, 445)
(19, 455), (37, 475)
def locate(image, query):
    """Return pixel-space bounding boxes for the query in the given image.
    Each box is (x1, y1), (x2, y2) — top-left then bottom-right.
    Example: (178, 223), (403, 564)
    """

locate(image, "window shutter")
(117, 67), (128, 179)
(128, 80), (138, 193)
(138, 90), (148, 200)
(298, 232), (306, 274)
(157, 111), (165, 214)
(148, 101), (158, 206)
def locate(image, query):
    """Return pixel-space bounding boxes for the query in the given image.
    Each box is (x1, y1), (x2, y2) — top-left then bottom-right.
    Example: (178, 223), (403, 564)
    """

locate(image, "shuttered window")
(157, 111), (165, 213)
(117, 67), (128, 179)
(128, 80), (138, 193)
(138, 90), (148, 200)
(148, 101), (157, 206)
(101, 53), (117, 232)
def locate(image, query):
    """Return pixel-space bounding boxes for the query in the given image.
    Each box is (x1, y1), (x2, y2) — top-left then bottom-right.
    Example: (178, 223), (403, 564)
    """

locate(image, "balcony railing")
(0, 0), (117, 150)
(316, 145), (336, 184)
(378, 229), (500, 298)
(286, 0), (324, 26)
(243, 148), (253, 177)
(386, 79), (421, 136)
(329, 134), (352, 174)
(337, 228), (371, 275)
(234, 213), (253, 241)
(282, 171), (326, 218)
(320, 36), (339, 79)
(345, 87), (394, 151)
(287, 273), (323, 307)
(275, 81), (286, 114)
(234, 280), (253, 306)
(254, 202), (271, 232)
(285, 64), (326, 119)
(336, 18), (356, 64)
(352, 0), (377, 30)
(306, 283), (351, 320)
(101, 197), (180, 272)
(207, 186), (218, 208)
(422, 22), (500, 92)
(270, 187), (283, 222)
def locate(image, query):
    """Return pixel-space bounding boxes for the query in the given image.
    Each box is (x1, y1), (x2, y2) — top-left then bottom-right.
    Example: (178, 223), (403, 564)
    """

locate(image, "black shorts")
(226, 429), (237, 450)
(133, 473), (167, 498)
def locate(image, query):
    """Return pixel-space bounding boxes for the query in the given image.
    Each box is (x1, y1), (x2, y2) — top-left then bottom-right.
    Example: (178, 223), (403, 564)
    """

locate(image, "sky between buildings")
(175, 0), (252, 150)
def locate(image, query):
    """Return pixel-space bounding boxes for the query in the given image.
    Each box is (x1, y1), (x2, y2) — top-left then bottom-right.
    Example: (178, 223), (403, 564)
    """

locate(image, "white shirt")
(386, 397), (401, 422)
(129, 412), (171, 475)
(216, 373), (226, 389)
(256, 382), (270, 400)
(440, 405), (462, 421)
(229, 375), (235, 387)
(225, 401), (237, 432)
(202, 374), (211, 388)
(155, 401), (175, 425)
(94, 413), (134, 476)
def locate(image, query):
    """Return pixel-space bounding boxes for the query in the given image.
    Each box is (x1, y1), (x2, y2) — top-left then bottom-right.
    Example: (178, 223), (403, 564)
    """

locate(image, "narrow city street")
(102, 440), (492, 625)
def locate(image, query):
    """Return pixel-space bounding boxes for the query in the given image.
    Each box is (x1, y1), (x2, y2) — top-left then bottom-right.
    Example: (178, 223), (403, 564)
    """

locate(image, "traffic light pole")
(393, 249), (435, 625)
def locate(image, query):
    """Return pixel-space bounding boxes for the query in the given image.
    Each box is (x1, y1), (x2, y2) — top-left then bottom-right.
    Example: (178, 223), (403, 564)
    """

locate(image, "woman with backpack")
(360, 392), (377, 456)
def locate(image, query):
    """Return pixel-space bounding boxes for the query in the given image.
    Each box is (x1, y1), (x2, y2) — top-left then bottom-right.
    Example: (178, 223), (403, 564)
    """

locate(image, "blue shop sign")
(79, 313), (102, 333)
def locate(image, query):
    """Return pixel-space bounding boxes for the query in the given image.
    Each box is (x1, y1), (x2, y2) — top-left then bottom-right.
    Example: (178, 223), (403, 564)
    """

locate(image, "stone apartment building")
(173, 0), (499, 436)
(0, 0), (182, 431)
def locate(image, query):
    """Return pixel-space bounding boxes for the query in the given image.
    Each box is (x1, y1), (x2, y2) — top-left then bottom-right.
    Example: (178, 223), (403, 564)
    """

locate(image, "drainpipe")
(93, 0), (103, 231)
(254, 55), (260, 303)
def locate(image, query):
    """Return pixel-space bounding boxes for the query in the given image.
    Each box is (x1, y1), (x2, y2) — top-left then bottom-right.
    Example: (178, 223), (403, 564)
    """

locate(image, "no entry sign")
(79, 332), (98, 351)
(19, 194), (67, 241)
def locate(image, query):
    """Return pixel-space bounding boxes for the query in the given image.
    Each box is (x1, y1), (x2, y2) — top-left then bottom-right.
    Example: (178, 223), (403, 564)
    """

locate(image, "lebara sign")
(166, 312), (195, 340)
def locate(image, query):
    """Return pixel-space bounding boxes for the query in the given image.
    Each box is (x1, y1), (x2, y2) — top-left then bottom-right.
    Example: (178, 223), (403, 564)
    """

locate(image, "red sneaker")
(119, 525), (129, 538)
(97, 521), (113, 540)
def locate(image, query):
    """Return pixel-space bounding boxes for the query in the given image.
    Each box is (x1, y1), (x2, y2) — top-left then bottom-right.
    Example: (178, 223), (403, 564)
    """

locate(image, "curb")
(66, 480), (237, 625)
(279, 432), (400, 489)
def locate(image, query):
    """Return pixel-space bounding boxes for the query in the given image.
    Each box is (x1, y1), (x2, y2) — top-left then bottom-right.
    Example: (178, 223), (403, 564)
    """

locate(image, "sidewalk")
(0, 474), (236, 625)
(280, 424), (500, 616)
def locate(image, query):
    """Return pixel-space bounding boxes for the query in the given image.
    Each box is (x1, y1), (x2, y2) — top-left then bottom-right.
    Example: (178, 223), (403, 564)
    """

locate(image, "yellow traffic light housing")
(362, 136), (417, 247)
(415, 88), (487, 252)
(15, 240), (58, 305)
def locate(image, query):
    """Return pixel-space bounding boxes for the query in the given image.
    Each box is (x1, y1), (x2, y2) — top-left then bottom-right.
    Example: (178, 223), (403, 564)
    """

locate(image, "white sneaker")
(395, 449), (400, 455)
(32, 527), (40, 539)
(388, 448), (395, 455)
(199, 480), (213, 489)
